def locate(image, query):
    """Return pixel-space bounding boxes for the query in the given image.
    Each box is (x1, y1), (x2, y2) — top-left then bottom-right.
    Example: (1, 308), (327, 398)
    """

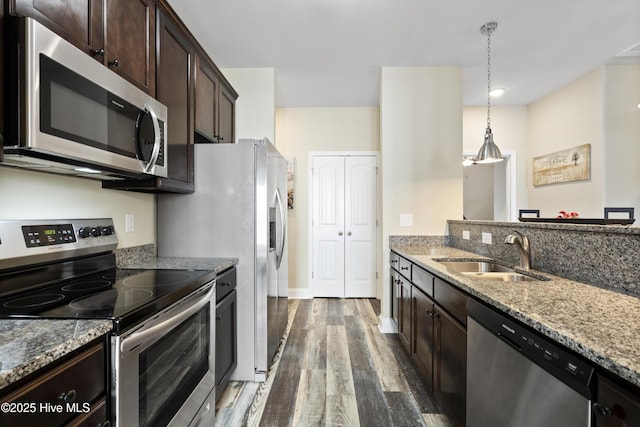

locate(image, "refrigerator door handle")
(275, 187), (286, 269)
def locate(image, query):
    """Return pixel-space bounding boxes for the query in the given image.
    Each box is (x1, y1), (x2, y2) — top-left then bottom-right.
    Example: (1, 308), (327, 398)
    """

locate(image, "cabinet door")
(391, 269), (399, 327)
(595, 374), (640, 427)
(398, 277), (411, 352)
(412, 287), (435, 392)
(11, 0), (104, 56)
(105, 0), (155, 94)
(194, 54), (218, 143)
(156, 11), (194, 186)
(218, 82), (236, 143)
(216, 289), (237, 399)
(435, 305), (467, 427)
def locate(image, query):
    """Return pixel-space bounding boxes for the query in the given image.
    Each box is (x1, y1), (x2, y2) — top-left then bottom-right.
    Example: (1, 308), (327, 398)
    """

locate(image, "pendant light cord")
(486, 26), (492, 129)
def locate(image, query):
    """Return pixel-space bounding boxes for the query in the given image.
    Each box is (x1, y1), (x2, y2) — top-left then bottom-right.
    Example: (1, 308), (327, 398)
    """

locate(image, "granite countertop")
(0, 319), (112, 390)
(391, 245), (640, 388)
(119, 257), (237, 273)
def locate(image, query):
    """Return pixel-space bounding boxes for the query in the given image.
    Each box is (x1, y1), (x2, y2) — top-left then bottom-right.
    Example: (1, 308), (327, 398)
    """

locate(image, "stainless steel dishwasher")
(467, 299), (594, 427)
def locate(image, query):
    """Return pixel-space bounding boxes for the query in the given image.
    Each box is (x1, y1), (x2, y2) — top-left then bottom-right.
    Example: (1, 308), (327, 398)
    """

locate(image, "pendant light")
(475, 21), (504, 164)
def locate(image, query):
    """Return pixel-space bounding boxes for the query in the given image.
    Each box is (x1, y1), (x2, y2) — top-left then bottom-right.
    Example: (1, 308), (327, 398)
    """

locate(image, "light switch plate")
(482, 232), (492, 244)
(125, 214), (135, 233)
(400, 214), (413, 227)
(463, 230), (470, 240)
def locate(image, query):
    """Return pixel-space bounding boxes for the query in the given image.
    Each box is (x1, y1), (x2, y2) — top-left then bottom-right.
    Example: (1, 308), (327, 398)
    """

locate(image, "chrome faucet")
(505, 230), (531, 270)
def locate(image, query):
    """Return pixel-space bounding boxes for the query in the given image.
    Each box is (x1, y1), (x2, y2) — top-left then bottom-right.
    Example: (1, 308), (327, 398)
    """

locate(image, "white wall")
(527, 68), (605, 217)
(220, 68), (276, 143)
(380, 66), (463, 318)
(0, 167), (155, 248)
(275, 107), (380, 295)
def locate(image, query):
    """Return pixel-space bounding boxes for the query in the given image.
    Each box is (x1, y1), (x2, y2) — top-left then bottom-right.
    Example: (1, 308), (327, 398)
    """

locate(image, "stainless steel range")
(0, 219), (216, 427)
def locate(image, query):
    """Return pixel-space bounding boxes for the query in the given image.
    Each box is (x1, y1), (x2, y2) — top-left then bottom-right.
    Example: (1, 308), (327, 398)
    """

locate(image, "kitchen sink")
(438, 261), (542, 282)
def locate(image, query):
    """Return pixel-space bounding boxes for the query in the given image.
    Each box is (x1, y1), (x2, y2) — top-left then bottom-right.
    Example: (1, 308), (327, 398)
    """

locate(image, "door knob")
(338, 231), (343, 236)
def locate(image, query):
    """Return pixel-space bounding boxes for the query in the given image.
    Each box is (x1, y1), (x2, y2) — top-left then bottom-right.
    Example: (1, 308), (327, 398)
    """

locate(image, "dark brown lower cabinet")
(435, 304), (467, 427)
(412, 287), (435, 392)
(398, 276), (412, 352)
(0, 341), (109, 427)
(215, 267), (237, 400)
(594, 374), (640, 426)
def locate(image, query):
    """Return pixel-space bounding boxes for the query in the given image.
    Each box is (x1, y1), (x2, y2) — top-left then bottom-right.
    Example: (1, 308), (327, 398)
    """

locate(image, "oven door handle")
(121, 283), (215, 354)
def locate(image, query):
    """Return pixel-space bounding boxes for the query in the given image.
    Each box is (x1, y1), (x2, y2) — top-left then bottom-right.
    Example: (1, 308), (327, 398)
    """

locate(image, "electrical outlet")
(400, 214), (413, 227)
(463, 230), (470, 240)
(482, 232), (492, 244)
(125, 214), (135, 233)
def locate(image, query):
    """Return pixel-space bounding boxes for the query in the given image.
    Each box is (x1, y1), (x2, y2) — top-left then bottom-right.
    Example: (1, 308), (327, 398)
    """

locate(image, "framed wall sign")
(533, 143), (590, 186)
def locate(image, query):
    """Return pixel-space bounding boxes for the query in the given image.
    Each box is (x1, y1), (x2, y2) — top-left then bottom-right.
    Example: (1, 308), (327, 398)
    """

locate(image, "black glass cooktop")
(0, 268), (216, 332)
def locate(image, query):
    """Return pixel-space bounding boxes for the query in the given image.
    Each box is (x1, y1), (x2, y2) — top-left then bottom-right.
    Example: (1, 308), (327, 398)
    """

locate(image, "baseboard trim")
(288, 288), (313, 299)
(378, 315), (397, 334)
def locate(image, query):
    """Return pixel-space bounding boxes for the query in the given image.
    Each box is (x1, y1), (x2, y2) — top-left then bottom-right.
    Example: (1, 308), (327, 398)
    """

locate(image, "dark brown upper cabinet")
(194, 53), (237, 144)
(10, 0), (155, 95)
(103, 9), (195, 193)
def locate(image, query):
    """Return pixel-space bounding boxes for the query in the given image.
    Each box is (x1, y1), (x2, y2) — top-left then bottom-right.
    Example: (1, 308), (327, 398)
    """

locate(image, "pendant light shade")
(475, 127), (503, 164)
(475, 22), (504, 164)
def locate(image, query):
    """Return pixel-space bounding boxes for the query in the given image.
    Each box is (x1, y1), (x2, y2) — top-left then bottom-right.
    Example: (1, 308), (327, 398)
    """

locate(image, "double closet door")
(311, 154), (377, 298)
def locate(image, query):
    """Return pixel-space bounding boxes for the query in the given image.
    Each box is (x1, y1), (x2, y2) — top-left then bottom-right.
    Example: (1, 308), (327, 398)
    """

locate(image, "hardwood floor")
(215, 298), (455, 426)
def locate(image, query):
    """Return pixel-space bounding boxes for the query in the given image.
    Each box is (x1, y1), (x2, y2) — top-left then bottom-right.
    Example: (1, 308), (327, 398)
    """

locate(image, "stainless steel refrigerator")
(157, 138), (288, 382)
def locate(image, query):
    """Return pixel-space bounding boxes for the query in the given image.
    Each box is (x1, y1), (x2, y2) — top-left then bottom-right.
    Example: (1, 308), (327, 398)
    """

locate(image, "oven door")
(113, 281), (216, 427)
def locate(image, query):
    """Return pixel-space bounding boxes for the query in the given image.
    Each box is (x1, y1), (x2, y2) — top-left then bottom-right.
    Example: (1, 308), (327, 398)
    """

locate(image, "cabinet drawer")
(398, 257), (412, 279)
(1, 343), (105, 427)
(216, 267), (237, 303)
(412, 266), (434, 297)
(434, 278), (468, 327)
(67, 397), (108, 427)
(390, 252), (400, 271)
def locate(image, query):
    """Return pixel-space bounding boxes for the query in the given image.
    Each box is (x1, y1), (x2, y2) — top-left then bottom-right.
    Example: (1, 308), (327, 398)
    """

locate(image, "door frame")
(462, 150), (517, 221)
(308, 151), (380, 298)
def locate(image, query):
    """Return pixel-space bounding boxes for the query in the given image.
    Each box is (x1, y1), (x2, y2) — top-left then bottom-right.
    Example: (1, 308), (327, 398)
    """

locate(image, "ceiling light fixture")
(489, 88), (505, 97)
(475, 21), (504, 164)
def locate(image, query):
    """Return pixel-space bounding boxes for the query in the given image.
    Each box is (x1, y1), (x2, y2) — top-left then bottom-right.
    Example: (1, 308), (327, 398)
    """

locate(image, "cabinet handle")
(98, 422), (111, 427)
(93, 48), (105, 57)
(425, 309), (433, 316)
(108, 59), (119, 67)
(391, 259), (398, 264)
(347, 231), (352, 236)
(592, 403), (612, 418)
(216, 315), (222, 320)
(221, 282), (231, 287)
(401, 266), (409, 271)
(432, 312), (440, 319)
(58, 389), (77, 403)
(338, 231), (343, 236)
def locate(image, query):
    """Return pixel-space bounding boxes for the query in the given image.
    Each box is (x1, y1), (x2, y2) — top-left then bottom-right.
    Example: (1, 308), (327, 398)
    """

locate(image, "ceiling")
(166, 0), (640, 108)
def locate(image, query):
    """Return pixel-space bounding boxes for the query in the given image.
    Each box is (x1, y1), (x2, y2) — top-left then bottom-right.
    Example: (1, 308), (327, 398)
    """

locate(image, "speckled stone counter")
(391, 244), (640, 388)
(0, 319), (112, 390)
(118, 257), (237, 273)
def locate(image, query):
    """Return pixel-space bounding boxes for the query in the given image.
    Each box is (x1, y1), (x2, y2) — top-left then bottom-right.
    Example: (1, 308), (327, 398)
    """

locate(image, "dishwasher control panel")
(468, 299), (594, 398)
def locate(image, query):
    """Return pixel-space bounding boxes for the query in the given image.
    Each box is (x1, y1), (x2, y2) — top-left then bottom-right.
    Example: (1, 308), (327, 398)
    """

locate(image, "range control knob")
(102, 225), (114, 236)
(91, 227), (102, 237)
(78, 227), (91, 239)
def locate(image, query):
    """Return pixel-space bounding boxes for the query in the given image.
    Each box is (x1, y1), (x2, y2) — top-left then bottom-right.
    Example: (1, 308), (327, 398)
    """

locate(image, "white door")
(311, 155), (377, 298)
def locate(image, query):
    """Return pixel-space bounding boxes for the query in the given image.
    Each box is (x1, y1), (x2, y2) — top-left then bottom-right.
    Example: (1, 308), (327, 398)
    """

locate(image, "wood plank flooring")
(215, 298), (454, 427)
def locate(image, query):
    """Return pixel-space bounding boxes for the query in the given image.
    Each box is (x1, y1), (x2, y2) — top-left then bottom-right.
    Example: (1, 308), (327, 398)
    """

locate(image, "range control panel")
(0, 219), (118, 270)
(22, 223), (77, 247)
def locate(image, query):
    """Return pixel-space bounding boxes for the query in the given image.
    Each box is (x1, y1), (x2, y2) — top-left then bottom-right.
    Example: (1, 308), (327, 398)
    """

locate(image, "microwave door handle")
(143, 104), (161, 174)
(275, 187), (286, 269)
(120, 283), (215, 354)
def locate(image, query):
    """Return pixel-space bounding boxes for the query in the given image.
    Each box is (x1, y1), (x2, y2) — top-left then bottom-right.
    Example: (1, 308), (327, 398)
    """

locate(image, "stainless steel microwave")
(2, 17), (168, 180)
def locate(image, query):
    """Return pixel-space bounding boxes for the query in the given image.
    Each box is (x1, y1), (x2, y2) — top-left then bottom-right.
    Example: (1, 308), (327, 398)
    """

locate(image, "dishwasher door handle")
(496, 331), (522, 353)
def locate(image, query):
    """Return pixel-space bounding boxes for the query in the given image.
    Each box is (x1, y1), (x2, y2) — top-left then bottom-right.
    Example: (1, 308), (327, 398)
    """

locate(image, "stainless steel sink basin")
(458, 271), (539, 282)
(438, 261), (515, 273)
(438, 261), (541, 282)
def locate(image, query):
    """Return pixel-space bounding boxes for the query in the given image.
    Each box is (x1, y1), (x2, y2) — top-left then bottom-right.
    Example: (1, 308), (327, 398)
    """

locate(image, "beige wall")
(603, 65), (640, 213)
(380, 66), (463, 318)
(463, 106), (529, 216)
(275, 107), (380, 295)
(221, 68), (276, 143)
(0, 167), (155, 248)
(527, 68), (605, 217)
